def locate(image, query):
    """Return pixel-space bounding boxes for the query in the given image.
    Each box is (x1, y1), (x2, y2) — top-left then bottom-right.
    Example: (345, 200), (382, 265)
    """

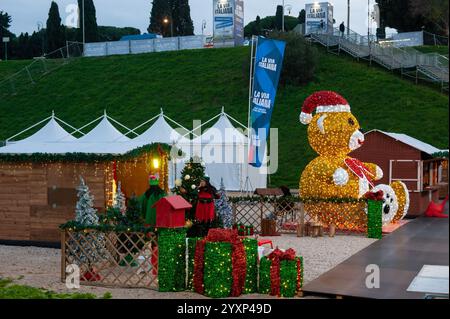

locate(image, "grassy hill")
(0, 46), (448, 187)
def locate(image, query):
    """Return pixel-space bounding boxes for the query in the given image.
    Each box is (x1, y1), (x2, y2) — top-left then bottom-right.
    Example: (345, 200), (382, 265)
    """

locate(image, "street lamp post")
(347, 0), (350, 35)
(82, 0), (86, 46)
(282, 0), (285, 32)
(1, 26), (9, 61)
(202, 20), (206, 36)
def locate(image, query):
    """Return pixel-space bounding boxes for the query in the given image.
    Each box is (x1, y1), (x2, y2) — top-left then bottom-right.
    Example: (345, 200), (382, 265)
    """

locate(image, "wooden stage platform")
(302, 217), (449, 299)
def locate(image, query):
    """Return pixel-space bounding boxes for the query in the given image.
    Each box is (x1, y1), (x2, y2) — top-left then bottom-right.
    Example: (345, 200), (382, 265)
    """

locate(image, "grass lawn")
(0, 46), (448, 187)
(414, 45), (449, 56)
(0, 278), (111, 299)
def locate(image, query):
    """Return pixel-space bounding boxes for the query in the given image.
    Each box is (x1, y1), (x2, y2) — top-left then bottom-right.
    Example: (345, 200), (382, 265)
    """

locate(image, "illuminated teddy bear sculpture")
(299, 91), (409, 228)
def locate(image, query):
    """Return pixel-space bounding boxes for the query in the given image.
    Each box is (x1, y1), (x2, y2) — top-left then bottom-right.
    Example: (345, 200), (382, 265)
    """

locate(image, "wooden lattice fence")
(61, 230), (158, 290)
(231, 197), (313, 235)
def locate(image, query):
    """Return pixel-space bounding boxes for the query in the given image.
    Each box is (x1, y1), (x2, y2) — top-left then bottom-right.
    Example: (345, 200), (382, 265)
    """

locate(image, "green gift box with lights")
(193, 229), (258, 298)
(259, 248), (304, 298)
(157, 228), (187, 292)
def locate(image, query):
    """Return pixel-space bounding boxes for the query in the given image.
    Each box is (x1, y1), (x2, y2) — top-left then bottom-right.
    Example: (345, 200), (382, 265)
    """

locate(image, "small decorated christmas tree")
(73, 177), (106, 278)
(172, 156), (205, 205)
(75, 176), (99, 226)
(215, 178), (233, 228)
(113, 181), (126, 214)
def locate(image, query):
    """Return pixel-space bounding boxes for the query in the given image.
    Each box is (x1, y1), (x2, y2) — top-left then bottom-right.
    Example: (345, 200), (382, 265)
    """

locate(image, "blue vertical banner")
(249, 36), (286, 168)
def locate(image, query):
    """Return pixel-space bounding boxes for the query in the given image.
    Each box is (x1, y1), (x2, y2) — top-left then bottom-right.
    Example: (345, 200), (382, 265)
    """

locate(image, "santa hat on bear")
(299, 91), (350, 125)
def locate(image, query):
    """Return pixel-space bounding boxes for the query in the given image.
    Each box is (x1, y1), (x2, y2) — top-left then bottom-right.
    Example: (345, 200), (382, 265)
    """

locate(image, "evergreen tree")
(148, 0), (194, 37)
(113, 181), (127, 214)
(46, 1), (65, 53)
(172, 156), (205, 205)
(0, 11), (13, 60)
(215, 178), (232, 228)
(77, 0), (99, 42)
(148, 0), (171, 36)
(275, 5), (284, 31)
(251, 15), (262, 36)
(75, 176), (99, 225)
(176, 0), (194, 36)
(298, 9), (306, 24)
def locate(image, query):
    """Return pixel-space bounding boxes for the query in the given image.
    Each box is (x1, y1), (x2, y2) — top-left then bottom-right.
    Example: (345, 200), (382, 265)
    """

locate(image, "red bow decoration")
(193, 228), (247, 297)
(267, 248), (297, 297)
(345, 158), (375, 186)
(364, 190), (384, 201)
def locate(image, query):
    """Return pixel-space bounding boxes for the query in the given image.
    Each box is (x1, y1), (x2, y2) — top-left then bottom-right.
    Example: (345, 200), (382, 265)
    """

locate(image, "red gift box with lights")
(192, 228), (255, 298)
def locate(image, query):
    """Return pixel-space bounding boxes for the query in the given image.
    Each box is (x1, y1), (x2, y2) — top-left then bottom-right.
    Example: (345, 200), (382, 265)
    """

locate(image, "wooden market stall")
(0, 145), (170, 244)
(351, 130), (448, 217)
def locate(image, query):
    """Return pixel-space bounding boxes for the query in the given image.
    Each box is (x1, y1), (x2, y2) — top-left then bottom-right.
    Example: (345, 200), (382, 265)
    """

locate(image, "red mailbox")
(152, 195), (192, 228)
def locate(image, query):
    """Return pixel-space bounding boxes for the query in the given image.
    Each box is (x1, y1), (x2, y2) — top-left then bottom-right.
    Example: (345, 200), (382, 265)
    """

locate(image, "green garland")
(0, 143), (174, 163)
(157, 228), (187, 292)
(367, 200), (383, 239)
(186, 237), (201, 291)
(203, 242), (233, 298)
(229, 195), (367, 204)
(243, 238), (258, 294)
(258, 257), (271, 294)
(432, 151), (449, 158)
(59, 220), (155, 233)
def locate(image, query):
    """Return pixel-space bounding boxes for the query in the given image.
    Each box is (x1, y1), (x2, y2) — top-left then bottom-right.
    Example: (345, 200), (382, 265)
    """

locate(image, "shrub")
(267, 31), (318, 86)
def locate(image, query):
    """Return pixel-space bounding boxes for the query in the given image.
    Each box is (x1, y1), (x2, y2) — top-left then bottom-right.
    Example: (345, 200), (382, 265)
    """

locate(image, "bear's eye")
(348, 118), (355, 126)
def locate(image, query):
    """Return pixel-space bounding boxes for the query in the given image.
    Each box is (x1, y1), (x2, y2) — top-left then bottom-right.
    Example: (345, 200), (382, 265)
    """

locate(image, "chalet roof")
(153, 195), (192, 210)
(366, 130), (445, 155)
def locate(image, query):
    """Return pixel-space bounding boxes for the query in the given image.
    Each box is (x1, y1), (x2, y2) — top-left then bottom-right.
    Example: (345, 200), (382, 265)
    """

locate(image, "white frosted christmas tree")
(113, 181), (126, 214)
(73, 176), (105, 268)
(215, 178), (233, 228)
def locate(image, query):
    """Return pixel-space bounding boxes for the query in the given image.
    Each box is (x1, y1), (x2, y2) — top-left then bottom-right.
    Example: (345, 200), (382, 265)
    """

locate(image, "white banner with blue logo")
(248, 36), (286, 168)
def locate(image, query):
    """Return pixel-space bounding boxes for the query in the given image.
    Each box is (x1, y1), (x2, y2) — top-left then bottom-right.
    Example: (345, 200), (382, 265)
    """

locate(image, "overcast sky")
(2, 0), (382, 37)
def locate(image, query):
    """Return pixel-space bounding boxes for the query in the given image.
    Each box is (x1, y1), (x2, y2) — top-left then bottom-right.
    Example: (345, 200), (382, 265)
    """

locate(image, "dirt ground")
(0, 234), (376, 299)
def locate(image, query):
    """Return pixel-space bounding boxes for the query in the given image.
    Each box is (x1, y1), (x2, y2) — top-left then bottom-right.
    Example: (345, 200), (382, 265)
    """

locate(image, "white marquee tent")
(0, 109), (267, 191)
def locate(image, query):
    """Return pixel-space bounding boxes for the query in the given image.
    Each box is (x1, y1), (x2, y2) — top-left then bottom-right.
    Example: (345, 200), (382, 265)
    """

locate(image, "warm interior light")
(152, 158), (160, 169)
(163, 18), (169, 24)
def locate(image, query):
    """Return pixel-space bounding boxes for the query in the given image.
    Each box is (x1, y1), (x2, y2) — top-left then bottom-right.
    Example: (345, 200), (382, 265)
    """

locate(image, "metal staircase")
(309, 27), (449, 91)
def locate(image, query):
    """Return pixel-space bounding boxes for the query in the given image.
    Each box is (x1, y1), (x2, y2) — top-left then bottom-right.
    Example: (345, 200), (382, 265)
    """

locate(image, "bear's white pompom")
(333, 168), (349, 186)
(300, 112), (313, 125)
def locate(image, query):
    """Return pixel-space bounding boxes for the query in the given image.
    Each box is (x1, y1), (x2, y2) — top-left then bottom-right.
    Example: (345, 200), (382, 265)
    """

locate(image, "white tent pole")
(130, 113), (161, 133)
(224, 112), (247, 131)
(181, 112), (222, 139)
(75, 114), (105, 134)
(5, 115), (52, 143)
(54, 115), (86, 136)
(163, 115), (194, 137)
(107, 115), (139, 137)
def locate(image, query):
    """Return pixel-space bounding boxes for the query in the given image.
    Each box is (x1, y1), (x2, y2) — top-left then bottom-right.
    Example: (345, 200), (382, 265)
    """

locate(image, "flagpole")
(245, 35), (258, 193)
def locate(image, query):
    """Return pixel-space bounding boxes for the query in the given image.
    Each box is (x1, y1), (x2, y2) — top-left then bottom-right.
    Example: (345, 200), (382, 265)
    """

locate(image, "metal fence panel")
(106, 41), (130, 56)
(130, 39), (155, 54)
(154, 38), (179, 52)
(84, 42), (107, 57)
(179, 36), (204, 50)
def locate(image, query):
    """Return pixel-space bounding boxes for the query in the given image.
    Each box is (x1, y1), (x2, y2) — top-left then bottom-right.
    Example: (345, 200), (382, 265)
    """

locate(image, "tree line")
(1, 0), (195, 60)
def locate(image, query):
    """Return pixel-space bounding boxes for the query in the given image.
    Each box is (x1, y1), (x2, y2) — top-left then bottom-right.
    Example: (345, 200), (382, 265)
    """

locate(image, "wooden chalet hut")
(351, 130), (448, 217)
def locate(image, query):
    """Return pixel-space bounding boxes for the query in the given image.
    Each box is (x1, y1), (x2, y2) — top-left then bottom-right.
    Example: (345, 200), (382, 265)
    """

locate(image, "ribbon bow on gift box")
(266, 248), (301, 297)
(364, 190), (384, 201)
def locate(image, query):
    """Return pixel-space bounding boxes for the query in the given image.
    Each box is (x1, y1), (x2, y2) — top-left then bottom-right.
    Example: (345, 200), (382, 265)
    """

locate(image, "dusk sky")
(2, 0), (384, 37)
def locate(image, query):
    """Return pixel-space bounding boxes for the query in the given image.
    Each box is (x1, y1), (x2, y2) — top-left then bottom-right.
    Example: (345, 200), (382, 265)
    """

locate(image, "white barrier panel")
(179, 35), (204, 50)
(107, 41), (130, 55)
(84, 43), (107, 57)
(130, 39), (155, 54)
(155, 38), (179, 52)
(392, 31), (423, 48)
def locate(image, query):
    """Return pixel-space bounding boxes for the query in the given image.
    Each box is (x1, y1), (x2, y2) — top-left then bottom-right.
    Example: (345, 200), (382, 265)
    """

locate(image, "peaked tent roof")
(367, 130), (444, 155)
(130, 114), (190, 147)
(77, 116), (130, 143)
(8, 117), (77, 144)
(192, 113), (246, 145)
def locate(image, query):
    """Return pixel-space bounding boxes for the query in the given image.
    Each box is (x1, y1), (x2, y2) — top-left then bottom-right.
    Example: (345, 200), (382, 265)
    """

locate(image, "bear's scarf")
(344, 158), (375, 187)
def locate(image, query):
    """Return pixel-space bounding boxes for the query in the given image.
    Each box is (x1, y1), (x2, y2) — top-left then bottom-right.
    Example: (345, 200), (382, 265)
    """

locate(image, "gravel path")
(0, 234), (376, 299)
